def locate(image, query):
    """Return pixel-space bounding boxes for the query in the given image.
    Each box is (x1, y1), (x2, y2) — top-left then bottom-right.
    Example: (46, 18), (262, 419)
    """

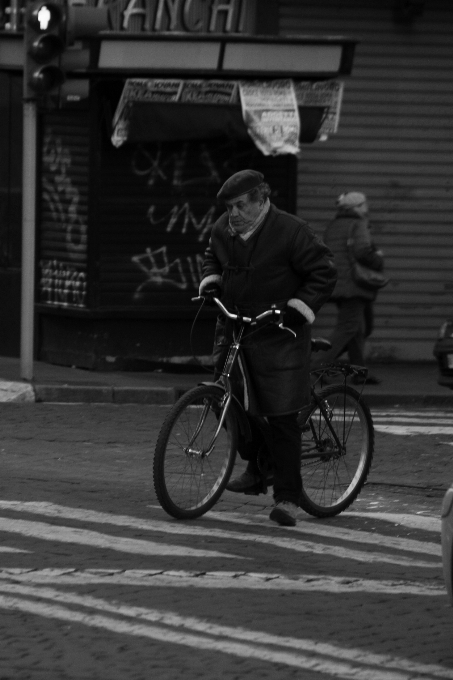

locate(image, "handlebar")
(191, 295), (296, 337)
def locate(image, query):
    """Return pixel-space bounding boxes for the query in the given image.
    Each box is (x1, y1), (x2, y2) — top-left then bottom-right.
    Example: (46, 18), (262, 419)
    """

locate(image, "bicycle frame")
(192, 295), (366, 464)
(153, 296), (375, 520)
(300, 392), (345, 460)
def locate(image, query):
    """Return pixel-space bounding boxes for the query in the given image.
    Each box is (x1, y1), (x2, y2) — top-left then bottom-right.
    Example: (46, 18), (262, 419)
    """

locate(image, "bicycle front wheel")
(298, 384), (374, 518)
(153, 385), (237, 519)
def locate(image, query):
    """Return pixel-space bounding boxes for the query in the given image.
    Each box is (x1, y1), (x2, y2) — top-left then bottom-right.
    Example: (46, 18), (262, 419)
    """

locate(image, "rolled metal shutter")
(280, 0), (453, 361)
(38, 112), (90, 309)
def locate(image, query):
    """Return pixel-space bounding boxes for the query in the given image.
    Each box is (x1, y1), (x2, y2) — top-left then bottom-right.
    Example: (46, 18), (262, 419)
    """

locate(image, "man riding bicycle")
(199, 169), (337, 527)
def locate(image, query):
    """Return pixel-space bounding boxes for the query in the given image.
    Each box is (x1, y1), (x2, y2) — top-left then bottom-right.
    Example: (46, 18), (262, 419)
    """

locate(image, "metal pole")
(20, 100), (37, 381)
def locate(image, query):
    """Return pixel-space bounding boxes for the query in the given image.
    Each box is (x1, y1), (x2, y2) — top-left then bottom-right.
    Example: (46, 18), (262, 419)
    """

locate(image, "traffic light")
(23, 0), (66, 101)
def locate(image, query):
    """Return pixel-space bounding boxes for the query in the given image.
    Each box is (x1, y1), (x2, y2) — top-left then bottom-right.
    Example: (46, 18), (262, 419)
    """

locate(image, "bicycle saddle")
(311, 337), (332, 353)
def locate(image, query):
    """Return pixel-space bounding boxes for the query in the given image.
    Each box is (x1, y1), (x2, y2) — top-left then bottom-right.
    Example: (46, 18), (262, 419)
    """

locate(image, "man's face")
(225, 192), (263, 234)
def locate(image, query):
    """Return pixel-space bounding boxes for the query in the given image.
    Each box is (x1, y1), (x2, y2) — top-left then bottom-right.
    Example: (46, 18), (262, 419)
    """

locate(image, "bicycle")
(153, 296), (374, 520)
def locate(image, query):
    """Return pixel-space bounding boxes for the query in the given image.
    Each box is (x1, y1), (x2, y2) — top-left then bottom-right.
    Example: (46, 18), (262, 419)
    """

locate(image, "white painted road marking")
(0, 583), (451, 679)
(0, 501), (441, 568)
(0, 569), (445, 596)
(0, 500), (449, 677)
(375, 425), (453, 435)
(344, 512), (440, 533)
(208, 510), (441, 556)
(0, 517), (241, 560)
(372, 409), (453, 436)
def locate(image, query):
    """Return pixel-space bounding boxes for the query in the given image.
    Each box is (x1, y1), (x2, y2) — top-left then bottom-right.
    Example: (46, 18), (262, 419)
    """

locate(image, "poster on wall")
(294, 80), (344, 139)
(238, 79), (300, 156)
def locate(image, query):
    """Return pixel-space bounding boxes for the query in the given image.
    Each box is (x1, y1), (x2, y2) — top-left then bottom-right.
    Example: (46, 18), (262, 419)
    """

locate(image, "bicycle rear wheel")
(298, 384), (374, 518)
(153, 385), (237, 519)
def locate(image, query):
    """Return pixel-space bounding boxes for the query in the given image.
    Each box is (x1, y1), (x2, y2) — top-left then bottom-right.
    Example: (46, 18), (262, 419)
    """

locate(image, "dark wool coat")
(323, 209), (384, 301)
(202, 204), (337, 416)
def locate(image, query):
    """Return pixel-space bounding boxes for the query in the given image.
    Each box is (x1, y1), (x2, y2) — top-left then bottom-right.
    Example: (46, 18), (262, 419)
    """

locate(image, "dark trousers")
(268, 413), (302, 505)
(243, 413), (302, 505)
(319, 297), (369, 366)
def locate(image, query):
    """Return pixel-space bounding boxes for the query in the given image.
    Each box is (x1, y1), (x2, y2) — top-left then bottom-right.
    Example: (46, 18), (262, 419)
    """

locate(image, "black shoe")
(226, 471), (261, 493)
(269, 501), (298, 527)
(226, 470), (273, 494)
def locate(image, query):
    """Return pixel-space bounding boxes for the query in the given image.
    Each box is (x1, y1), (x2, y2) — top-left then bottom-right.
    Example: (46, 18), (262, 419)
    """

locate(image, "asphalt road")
(0, 403), (452, 680)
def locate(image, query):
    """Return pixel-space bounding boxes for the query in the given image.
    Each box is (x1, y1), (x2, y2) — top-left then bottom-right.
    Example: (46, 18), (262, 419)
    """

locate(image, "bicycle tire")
(298, 384), (374, 518)
(153, 384), (237, 519)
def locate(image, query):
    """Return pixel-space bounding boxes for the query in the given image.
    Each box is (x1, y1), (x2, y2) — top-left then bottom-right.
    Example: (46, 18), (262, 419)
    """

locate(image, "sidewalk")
(0, 355), (451, 406)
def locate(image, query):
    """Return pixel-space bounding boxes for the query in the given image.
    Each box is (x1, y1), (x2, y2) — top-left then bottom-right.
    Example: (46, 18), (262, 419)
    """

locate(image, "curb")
(0, 380), (35, 403)
(2, 380), (453, 407)
(28, 385), (453, 406)
(34, 384), (177, 404)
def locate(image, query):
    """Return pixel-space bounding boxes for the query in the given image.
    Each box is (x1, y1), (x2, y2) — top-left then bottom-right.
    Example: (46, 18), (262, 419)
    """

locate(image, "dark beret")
(217, 169), (264, 201)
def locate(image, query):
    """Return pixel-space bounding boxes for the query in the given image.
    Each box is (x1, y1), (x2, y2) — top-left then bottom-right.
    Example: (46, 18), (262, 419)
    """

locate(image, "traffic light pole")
(20, 1), (109, 380)
(20, 100), (38, 381)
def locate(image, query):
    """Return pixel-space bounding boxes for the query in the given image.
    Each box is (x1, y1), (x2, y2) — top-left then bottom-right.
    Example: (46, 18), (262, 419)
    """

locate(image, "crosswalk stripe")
(0, 583), (450, 678)
(1, 500), (440, 556)
(345, 512), (440, 533)
(208, 511), (441, 556)
(373, 417), (453, 424)
(0, 501), (441, 568)
(0, 569), (445, 596)
(0, 517), (240, 560)
(374, 425), (453, 435)
(367, 409), (453, 435)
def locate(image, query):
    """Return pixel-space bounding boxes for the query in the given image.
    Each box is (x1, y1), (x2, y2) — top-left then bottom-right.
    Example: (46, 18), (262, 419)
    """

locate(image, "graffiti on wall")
(147, 203), (217, 241)
(132, 246), (204, 299)
(129, 140), (230, 299)
(39, 259), (87, 307)
(42, 133), (88, 259)
(40, 131), (88, 308)
(131, 142), (221, 189)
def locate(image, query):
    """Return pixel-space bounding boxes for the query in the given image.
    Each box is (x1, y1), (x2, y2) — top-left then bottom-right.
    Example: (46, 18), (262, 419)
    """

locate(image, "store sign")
(107, 0), (254, 34)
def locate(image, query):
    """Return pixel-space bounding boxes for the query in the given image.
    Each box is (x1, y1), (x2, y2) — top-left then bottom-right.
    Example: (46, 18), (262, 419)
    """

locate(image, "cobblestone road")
(0, 403), (452, 680)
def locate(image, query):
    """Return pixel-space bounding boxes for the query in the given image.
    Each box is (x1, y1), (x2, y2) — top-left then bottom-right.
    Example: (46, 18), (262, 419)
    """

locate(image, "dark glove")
(283, 304), (308, 327)
(284, 309), (307, 326)
(203, 284), (222, 305)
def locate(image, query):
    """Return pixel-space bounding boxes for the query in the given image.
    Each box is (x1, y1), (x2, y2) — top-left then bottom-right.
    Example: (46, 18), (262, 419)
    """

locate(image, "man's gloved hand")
(283, 305), (307, 326)
(283, 299), (315, 326)
(203, 284), (221, 297)
(202, 284), (222, 305)
(199, 276), (221, 296)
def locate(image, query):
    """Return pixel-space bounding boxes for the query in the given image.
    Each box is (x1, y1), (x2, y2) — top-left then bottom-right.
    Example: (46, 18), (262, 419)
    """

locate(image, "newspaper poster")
(294, 80), (344, 138)
(179, 80), (238, 105)
(238, 80), (300, 156)
(112, 79), (184, 147)
(112, 79), (238, 147)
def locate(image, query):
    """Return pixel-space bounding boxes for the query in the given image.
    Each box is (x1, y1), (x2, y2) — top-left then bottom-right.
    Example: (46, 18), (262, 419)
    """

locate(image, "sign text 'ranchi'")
(114, 0), (254, 33)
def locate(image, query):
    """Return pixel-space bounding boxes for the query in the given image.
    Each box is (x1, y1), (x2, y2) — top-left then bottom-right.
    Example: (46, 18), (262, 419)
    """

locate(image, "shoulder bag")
(347, 225), (390, 290)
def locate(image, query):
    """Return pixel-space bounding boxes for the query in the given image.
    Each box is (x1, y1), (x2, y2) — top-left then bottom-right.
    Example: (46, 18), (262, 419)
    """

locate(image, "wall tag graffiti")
(40, 260), (87, 308)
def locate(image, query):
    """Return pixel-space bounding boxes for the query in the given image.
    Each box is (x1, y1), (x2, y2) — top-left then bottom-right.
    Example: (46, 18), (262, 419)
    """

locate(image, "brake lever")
(278, 322), (297, 338)
(274, 307), (297, 338)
